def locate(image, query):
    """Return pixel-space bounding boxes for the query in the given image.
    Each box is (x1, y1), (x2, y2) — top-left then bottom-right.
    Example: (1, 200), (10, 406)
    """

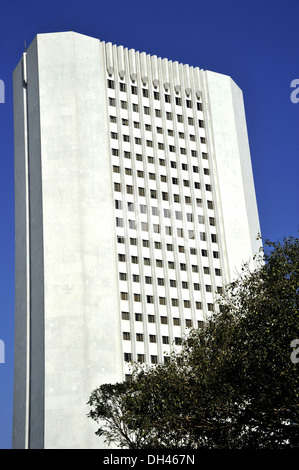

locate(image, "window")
(215, 268), (221, 276)
(135, 313), (142, 321)
(131, 256), (138, 264)
(186, 99), (192, 108)
(124, 353), (132, 362)
(107, 79), (114, 89)
(198, 120), (204, 128)
(144, 257), (151, 265)
(151, 356), (158, 364)
(110, 115), (117, 123)
(211, 234), (217, 243)
(122, 311), (129, 320)
(170, 279), (177, 287)
(137, 354), (145, 362)
(143, 88), (149, 97)
(121, 292), (128, 300)
(166, 112), (172, 120)
(119, 273), (127, 280)
(149, 335), (157, 343)
(157, 278), (164, 286)
(123, 134), (130, 142)
(112, 148), (119, 156)
(136, 333), (144, 341)
(111, 132), (118, 139)
(148, 315), (155, 323)
(132, 274), (140, 282)
(109, 98), (116, 106)
(176, 97), (181, 105)
(116, 217), (123, 227)
(147, 295), (154, 304)
(185, 319), (192, 327)
(188, 117), (194, 125)
(172, 298), (179, 306)
(134, 293), (141, 302)
(145, 276), (152, 284)
(177, 114), (183, 122)
(184, 300), (190, 308)
(206, 285), (212, 292)
(194, 283), (200, 291)
(120, 100), (127, 109)
(132, 103), (139, 112)
(164, 94), (171, 103)
(144, 106), (150, 115)
(123, 332), (130, 340)
(182, 281), (188, 289)
(161, 317), (168, 324)
(120, 82), (126, 92)
(159, 297), (166, 305)
(154, 91), (160, 100)
(131, 86), (137, 94)
(124, 151), (131, 159)
(155, 109), (161, 117)
(162, 336), (169, 344)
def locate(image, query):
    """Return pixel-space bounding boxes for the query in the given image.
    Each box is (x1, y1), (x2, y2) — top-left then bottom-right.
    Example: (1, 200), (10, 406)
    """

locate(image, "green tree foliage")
(87, 236), (299, 448)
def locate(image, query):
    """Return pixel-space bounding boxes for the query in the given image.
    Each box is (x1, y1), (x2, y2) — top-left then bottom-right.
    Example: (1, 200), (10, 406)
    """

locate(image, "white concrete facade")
(13, 31), (262, 449)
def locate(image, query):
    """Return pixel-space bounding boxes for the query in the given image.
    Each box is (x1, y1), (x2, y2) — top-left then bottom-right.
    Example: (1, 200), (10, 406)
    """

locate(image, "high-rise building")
(13, 31), (262, 449)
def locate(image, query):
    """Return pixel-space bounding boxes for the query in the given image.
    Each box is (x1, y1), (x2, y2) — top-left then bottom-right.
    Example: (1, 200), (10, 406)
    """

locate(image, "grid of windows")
(107, 73), (223, 369)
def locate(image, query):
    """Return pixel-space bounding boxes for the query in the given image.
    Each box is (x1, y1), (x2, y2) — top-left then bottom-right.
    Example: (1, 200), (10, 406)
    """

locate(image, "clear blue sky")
(0, 0), (298, 449)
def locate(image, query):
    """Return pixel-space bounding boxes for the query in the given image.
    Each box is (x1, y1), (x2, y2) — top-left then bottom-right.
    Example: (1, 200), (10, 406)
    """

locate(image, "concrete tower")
(13, 31), (261, 449)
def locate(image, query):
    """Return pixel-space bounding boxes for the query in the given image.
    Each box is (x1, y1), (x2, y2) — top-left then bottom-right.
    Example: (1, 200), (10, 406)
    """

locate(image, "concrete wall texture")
(13, 31), (262, 449)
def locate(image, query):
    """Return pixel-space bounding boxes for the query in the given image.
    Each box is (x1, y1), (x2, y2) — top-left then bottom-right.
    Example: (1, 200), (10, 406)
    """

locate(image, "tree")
(87, 236), (299, 448)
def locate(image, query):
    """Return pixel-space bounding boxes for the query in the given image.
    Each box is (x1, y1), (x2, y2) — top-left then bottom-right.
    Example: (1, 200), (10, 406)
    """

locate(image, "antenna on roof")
(24, 40), (27, 52)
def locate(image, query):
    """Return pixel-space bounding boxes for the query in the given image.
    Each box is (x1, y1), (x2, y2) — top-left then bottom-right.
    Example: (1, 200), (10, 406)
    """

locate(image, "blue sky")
(0, 0), (298, 449)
